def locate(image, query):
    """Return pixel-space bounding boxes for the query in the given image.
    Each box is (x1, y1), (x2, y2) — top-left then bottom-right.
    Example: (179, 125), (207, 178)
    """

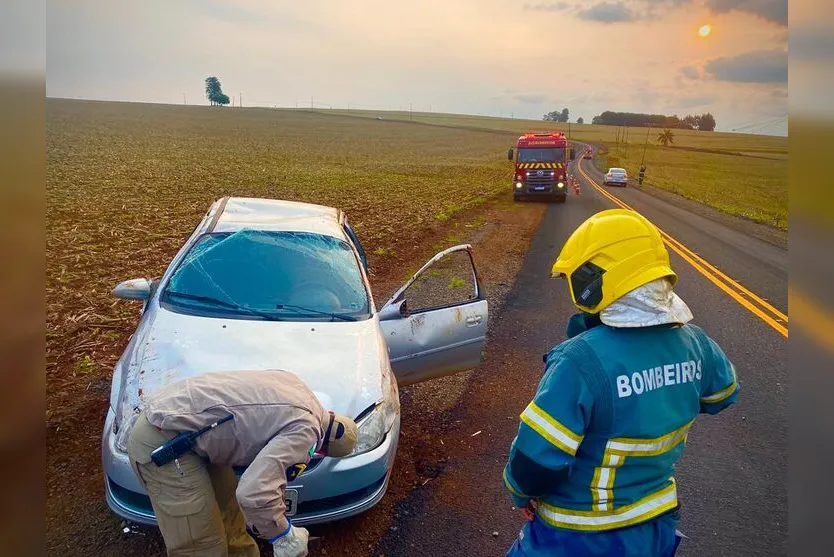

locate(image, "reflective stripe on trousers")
(506, 513), (681, 557)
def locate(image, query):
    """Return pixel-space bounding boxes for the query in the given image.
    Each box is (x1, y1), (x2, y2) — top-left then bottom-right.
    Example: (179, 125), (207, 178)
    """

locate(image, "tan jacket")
(144, 369), (330, 539)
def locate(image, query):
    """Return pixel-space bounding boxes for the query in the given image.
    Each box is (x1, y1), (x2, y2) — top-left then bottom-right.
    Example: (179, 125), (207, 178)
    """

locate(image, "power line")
(730, 115), (788, 133)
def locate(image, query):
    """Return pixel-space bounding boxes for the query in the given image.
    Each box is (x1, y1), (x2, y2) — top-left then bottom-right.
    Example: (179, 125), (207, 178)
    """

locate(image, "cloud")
(672, 94), (718, 108)
(526, 0), (690, 22)
(705, 0), (787, 26)
(524, 2), (571, 11)
(705, 49), (788, 83)
(511, 93), (549, 104)
(679, 65), (699, 79)
(577, 2), (635, 23)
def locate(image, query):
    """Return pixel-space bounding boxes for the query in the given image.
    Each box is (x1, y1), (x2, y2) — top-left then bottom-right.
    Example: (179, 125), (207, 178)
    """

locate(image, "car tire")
(513, 194), (521, 202)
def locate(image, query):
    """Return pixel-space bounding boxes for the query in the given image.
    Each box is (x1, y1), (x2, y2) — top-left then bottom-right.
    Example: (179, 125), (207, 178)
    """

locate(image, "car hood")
(114, 307), (388, 427)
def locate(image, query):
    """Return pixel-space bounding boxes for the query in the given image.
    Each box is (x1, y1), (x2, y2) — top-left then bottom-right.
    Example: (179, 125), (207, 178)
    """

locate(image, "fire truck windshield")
(517, 148), (565, 163)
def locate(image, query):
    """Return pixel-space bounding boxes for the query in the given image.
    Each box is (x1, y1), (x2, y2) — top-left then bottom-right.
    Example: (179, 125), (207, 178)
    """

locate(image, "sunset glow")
(699, 24), (712, 37)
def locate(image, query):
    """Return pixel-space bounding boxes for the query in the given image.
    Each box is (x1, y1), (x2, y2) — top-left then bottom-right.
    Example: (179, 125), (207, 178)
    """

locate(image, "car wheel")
(513, 194), (521, 202)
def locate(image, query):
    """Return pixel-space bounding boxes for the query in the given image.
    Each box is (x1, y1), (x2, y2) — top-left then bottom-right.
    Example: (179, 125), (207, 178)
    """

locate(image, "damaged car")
(102, 197), (488, 527)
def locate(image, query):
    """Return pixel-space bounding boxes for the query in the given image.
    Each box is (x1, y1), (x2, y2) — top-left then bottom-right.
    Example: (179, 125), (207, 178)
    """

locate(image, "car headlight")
(557, 182), (565, 188)
(350, 368), (399, 456)
(515, 182), (523, 189)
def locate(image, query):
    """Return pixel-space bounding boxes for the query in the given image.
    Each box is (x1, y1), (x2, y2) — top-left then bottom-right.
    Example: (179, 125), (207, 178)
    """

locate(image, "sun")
(698, 24), (712, 37)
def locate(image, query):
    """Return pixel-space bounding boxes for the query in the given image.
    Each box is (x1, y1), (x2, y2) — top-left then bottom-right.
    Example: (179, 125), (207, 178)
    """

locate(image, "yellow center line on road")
(575, 160), (788, 338)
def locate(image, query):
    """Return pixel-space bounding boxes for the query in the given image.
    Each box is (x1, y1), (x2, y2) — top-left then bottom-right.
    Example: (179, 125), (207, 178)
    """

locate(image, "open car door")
(378, 245), (488, 386)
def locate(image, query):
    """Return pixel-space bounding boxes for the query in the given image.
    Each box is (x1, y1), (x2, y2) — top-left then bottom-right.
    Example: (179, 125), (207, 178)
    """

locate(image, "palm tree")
(656, 129), (675, 146)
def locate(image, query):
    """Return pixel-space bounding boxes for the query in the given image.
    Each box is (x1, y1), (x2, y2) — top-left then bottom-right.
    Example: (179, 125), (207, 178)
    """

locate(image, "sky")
(45, 0), (796, 135)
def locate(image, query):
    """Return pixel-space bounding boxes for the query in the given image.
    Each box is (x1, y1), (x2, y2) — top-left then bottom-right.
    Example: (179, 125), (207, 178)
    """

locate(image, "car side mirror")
(379, 299), (410, 321)
(507, 148), (514, 161)
(113, 278), (152, 301)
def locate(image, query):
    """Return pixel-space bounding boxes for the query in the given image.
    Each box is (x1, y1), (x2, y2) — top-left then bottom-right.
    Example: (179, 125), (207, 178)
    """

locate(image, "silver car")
(102, 197), (488, 526)
(604, 167), (628, 187)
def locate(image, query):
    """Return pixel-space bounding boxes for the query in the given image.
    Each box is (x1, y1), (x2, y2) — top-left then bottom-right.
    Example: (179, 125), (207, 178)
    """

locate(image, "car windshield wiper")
(164, 291), (284, 321)
(274, 303), (358, 322)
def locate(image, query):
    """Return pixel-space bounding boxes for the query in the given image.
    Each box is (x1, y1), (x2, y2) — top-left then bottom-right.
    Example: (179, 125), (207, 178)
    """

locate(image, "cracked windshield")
(164, 230), (369, 320)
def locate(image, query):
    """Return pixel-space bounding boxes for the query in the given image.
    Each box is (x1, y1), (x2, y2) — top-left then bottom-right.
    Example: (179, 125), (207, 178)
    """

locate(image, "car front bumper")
(102, 408), (400, 526)
(515, 184), (567, 196)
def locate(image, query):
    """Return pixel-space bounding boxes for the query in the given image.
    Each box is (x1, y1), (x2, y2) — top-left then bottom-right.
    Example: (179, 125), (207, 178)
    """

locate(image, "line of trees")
(591, 110), (716, 131)
(205, 76), (230, 106)
(543, 108), (569, 122)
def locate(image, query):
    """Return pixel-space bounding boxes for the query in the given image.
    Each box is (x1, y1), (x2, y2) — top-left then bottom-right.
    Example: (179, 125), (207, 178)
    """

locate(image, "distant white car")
(102, 197), (488, 528)
(604, 167), (628, 187)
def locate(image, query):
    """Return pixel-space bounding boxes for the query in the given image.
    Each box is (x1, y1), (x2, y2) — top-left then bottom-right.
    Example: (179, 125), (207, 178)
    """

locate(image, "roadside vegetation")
(328, 109), (787, 229)
(592, 137), (787, 229)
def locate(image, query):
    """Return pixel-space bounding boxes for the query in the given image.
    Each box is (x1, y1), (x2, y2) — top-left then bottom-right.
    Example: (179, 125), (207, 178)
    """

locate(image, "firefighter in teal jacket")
(503, 209), (739, 556)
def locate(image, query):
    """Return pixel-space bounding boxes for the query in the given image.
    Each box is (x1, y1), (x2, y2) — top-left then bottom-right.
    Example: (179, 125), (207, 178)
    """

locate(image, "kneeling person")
(127, 370), (357, 557)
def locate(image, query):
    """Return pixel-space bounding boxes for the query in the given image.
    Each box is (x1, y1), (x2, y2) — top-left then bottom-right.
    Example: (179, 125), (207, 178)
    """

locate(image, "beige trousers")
(127, 413), (260, 557)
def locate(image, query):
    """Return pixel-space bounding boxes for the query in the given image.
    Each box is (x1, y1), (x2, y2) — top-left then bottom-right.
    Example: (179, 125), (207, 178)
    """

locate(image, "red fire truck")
(507, 132), (575, 202)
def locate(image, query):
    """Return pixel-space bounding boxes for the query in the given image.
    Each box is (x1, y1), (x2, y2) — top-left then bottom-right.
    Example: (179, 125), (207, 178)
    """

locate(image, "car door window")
(401, 249), (478, 313)
(379, 246), (487, 386)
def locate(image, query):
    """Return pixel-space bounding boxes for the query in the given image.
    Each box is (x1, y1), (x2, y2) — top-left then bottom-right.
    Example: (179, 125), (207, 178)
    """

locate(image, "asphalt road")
(370, 151), (788, 556)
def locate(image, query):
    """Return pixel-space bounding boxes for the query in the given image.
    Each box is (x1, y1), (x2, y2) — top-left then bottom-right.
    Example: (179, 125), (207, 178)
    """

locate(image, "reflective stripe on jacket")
(503, 322), (739, 532)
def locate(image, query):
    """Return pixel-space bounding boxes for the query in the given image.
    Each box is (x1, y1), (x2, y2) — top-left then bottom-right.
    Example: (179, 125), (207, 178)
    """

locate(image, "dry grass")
(45, 99), (514, 423)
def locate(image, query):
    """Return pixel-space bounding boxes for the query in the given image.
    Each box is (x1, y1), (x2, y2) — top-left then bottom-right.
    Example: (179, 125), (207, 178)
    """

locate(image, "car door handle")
(465, 315), (483, 326)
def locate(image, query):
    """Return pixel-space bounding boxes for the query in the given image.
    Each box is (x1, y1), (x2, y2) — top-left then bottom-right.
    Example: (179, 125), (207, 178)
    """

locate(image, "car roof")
(204, 197), (346, 238)
(609, 168), (626, 172)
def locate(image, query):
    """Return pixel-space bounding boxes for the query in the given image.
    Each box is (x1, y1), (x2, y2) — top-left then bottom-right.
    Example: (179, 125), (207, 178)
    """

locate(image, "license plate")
(285, 489), (299, 517)
(535, 186), (546, 191)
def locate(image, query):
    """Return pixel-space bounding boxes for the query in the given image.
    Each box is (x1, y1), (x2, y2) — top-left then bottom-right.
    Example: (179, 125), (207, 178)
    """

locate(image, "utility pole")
(568, 121), (571, 139)
(410, 102), (413, 121)
(641, 127), (651, 166)
(624, 126), (629, 158)
(183, 93), (186, 105)
(240, 92), (243, 108)
(310, 96), (314, 112)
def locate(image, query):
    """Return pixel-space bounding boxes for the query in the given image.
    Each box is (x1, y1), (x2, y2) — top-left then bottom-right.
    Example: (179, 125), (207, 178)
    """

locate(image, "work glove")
(271, 525), (309, 557)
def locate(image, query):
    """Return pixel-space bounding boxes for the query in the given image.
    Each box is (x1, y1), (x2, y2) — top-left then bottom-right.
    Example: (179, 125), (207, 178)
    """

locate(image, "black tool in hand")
(150, 414), (234, 466)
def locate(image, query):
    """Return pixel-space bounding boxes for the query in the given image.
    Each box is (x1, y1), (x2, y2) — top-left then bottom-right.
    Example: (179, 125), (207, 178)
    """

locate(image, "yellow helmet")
(551, 209), (676, 313)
